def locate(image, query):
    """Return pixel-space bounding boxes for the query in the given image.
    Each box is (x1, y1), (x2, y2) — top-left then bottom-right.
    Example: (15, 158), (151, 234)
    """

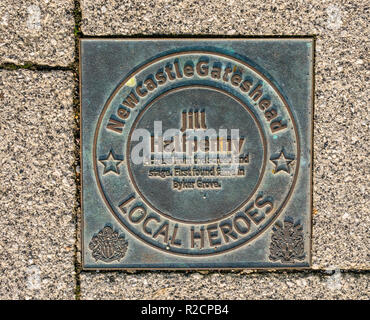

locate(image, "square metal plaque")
(80, 38), (313, 270)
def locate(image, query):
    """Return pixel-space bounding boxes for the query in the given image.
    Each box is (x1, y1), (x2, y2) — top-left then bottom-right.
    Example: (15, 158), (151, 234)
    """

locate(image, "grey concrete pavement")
(312, 34), (369, 269)
(0, 0), (368, 300)
(81, 271), (369, 300)
(0, 70), (76, 299)
(0, 0), (75, 66)
(80, 0), (366, 36)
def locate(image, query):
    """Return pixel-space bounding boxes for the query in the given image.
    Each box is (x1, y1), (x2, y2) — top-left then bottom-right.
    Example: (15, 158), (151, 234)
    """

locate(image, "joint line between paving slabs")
(73, 0), (82, 301)
(0, 63), (73, 71)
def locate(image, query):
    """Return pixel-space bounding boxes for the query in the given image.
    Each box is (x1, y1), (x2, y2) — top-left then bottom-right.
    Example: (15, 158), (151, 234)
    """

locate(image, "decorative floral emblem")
(269, 218), (305, 263)
(89, 226), (128, 262)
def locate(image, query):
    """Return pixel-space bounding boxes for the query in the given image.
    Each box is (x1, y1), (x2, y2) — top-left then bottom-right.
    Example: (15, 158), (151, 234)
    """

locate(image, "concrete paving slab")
(0, 1), (75, 66)
(0, 70), (76, 299)
(312, 35), (369, 269)
(80, 271), (369, 300)
(80, 0), (369, 270)
(80, 0), (366, 36)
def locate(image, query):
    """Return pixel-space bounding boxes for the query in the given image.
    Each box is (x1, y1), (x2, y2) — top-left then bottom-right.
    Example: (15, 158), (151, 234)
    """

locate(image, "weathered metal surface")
(80, 38), (313, 269)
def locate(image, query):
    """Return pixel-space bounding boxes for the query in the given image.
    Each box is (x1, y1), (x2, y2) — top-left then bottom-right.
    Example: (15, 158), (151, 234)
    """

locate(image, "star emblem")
(99, 149), (124, 175)
(270, 149), (294, 174)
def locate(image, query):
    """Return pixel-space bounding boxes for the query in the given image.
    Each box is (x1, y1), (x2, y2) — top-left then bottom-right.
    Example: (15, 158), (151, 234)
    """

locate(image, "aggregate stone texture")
(80, 0), (369, 270)
(0, 0), (75, 66)
(80, 271), (369, 300)
(0, 70), (76, 299)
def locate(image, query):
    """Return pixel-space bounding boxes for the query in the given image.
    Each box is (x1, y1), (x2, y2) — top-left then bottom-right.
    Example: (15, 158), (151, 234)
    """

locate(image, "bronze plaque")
(80, 38), (313, 269)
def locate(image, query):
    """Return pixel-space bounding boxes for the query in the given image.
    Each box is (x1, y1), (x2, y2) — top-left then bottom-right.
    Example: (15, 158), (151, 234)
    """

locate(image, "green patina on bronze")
(80, 38), (313, 269)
